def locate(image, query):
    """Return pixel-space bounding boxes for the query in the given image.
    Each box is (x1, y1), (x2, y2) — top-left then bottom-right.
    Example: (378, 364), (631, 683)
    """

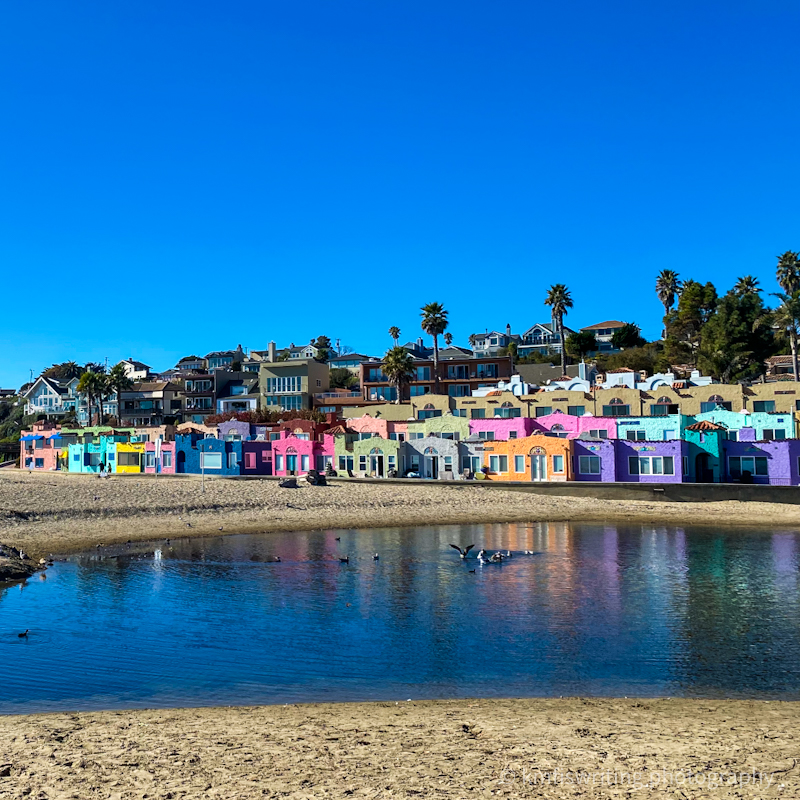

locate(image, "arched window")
(423, 447), (439, 455)
(657, 396), (672, 404)
(708, 394), (723, 403)
(369, 448), (384, 455)
(424, 403), (435, 410)
(602, 397), (631, 417)
(700, 393), (732, 413)
(551, 424), (565, 431)
(286, 446), (297, 454)
(501, 401), (513, 407)
(610, 398), (624, 405)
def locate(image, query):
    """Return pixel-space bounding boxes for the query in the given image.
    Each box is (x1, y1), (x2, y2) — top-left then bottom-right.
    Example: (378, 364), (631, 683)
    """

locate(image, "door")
(424, 456), (438, 479)
(370, 455), (385, 477)
(286, 454), (297, 475)
(530, 454), (547, 482)
(695, 453), (711, 483)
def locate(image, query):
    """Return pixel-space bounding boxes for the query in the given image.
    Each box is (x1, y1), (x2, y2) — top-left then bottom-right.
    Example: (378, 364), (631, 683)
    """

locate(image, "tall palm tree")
(420, 302), (449, 393)
(77, 370), (106, 427)
(443, 333), (453, 346)
(106, 363), (133, 425)
(544, 284), (573, 375)
(734, 275), (761, 296)
(772, 290), (800, 380)
(655, 269), (681, 317)
(382, 346), (415, 404)
(388, 326), (400, 346)
(776, 251), (800, 294)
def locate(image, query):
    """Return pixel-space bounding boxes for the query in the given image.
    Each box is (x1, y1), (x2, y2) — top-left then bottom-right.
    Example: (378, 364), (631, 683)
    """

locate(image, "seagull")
(274, 556), (282, 563)
(524, 550), (534, 555)
(449, 544), (474, 559)
(18, 629), (28, 638)
(505, 551), (513, 558)
(468, 569), (476, 574)
(335, 537), (341, 541)
(477, 549), (487, 560)
(218, 527), (223, 531)
(186, 523), (192, 528)
(489, 552), (504, 563)
(339, 556), (350, 564)
(373, 553), (379, 560)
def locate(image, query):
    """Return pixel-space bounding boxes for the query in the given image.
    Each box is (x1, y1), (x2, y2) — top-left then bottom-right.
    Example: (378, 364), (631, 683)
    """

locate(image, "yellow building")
(113, 441), (146, 473)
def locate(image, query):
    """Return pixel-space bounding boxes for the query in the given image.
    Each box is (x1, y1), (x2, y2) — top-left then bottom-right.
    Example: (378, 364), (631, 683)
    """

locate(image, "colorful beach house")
(241, 440), (273, 475)
(144, 441), (176, 474)
(272, 433), (334, 476)
(19, 422), (65, 471)
(615, 439), (686, 483)
(174, 434), (242, 475)
(723, 439), (800, 485)
(480, 433), (572, 482)
(694, 408), (796, 441)
(403, 435), (459, 479)
(572, 436), (617, 481)
(467, 417), (539, 441)
(533, 411), (617, 440)
(614, 414), (690, 442)
(683, 420), (726, 483)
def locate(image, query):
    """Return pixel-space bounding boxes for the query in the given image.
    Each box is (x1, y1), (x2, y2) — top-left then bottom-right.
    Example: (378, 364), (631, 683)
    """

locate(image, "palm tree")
(77, 370), (106, 427)
(382, 346), (415, 404)
(106, 363), (133, 425)
(544, 284), (573, 375)
(655, 269), (681, 317)
(388, 326), (401, 346)
(776, 251), (800, 294)
(443, 332), (453, 346)
(772, 290), (800, 380)
(734, 275), (761, 296)
(420, 302), (449, 393)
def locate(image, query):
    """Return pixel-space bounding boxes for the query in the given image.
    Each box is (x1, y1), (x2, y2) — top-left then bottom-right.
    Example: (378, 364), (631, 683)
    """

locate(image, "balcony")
(313, 392), (361, 400)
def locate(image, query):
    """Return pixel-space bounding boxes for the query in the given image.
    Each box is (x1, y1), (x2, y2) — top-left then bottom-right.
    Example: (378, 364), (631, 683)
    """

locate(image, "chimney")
(506, 323), (511, 336)
(268, 341), (276, 362)
(416, 337), (424, 349)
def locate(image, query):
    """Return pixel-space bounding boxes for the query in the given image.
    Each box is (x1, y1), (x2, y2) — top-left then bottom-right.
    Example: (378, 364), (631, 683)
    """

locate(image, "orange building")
(480, 433), (572, 482)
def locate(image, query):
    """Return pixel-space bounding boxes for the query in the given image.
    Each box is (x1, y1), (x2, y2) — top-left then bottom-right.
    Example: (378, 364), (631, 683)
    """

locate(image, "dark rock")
(0, 543), (39, 582)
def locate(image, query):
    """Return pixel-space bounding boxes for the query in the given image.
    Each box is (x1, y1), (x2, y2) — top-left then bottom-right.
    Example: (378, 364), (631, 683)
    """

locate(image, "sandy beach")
(1, 698), (797, 798)
(2, 470), (800, 558)
(3, 471), (800, 798)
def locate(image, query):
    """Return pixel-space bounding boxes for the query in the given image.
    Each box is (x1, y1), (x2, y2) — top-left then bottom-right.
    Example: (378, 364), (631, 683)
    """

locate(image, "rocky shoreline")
(0, 542), (43, 582)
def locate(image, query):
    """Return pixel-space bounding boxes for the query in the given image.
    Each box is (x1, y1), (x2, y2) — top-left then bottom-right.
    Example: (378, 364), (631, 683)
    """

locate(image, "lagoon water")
(2, 522), (800, 714)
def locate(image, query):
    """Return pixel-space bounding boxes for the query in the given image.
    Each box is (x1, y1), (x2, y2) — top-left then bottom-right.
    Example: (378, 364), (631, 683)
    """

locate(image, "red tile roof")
(685, 420), (727, 432)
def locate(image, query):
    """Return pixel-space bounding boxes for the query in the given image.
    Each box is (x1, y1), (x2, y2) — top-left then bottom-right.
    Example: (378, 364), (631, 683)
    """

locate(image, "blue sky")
(2, 0), (798, 387)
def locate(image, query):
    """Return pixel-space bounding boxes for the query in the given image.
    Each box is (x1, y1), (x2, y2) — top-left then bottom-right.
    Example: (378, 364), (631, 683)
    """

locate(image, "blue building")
(175, 434), (242, 475)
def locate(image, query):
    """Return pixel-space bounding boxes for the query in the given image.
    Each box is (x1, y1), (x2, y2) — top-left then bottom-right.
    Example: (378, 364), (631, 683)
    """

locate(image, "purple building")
(241, 441), (273, 475)
(723, 439), (800, 486)
(615, 439), (687, 483)
(572, 437), (616, 481)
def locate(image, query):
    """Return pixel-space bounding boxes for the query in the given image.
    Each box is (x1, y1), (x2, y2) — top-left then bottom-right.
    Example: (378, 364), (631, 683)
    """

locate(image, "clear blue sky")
(2, 0), (798, 387)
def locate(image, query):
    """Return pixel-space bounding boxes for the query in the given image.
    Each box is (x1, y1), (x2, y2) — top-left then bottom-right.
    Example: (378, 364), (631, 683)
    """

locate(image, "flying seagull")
(449, 544), (474, 559)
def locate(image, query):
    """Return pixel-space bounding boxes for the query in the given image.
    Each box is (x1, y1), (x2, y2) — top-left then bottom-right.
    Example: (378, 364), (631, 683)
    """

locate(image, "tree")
(662, 280), (717, 367)
(443, 332), (453, 346)
(382, 346), (415, 404)
(77, 370), (107, 427)
(106, 363), (133, 425)
(776, 251), (800, 293)
(42, 361), (82, 381)
(771, 291), (800, 380)
(611, 323), (646, 350)
(698, 290), (775, 382)
(734, 276), (761, 297)
(544, 284), (573, 375)
(313, 336), (332, 363)
(388, 326), (400, 346)
(420, 302), (448, 393)
(329, 368), (359, 390)
(565, 331), (597, 360)
(655, 269), (681, 317)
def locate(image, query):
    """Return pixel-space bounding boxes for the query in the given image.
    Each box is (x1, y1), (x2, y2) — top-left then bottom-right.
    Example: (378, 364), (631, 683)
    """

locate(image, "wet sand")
(2, 470), (800, 558)
(1, 698), (797, 798)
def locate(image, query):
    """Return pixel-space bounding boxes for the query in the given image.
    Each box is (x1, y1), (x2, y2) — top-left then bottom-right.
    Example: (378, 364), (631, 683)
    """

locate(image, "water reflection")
(1, 522), (799, 714)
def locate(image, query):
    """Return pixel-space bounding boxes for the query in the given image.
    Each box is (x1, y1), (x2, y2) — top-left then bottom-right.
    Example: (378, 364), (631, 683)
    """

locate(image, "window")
(145, 452), (155, 468)
(727, 430), (738, 441)
(417, 404), (441, 420)
(568, 406), (585, 417)
(588, 429), (609, 439)
(228, 452), (238, 469)
(338, 455), (354, 472)
(476, 363), (498, 379)
(489, 455), (508, 473)
(628, 456), (675, 476)
(663, 429), (676, 440)
(753, 400), (775, 413)
(448, 384), (471, 397)
(700, 396), (732, 412)
(478, 431), (495, 440)
(626, 430), (646, 441)
(358, 455), (367, 471)
(447, 365), (469, 379)
(201, 452), (222, 470)
(118, 452), (140, 467)
(550, 424), (568, 439)
(162, 451), (172, 468)
(602, 399), (630, 417)
(414, 367), (431, 381)
(470, 408), (485, 419)
(301, 454), (310, 472)
(280, 395), (304, 411)
(729, 456), (768, 478)
(368, 387), (397, 401)
(34, 458), (44, 469)
(651, 403), (678, 416)
(509, 431), (518, 439)
(579, 455), (600, 474)
(275, 454), (284, 471)
(495, 406), (521, 418)
(409, 432), (424, 440)
(535, 406), (552, 417)
(763, 429), (786, 441)
(683, 456), (688, 474)
(552, 454), (564, 472)
(514, 455), (525, 473)
(410, 385), (431, 396)
(453, 408), (467, 417)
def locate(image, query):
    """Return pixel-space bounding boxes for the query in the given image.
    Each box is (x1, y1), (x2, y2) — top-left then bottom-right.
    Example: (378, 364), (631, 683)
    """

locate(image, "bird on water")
(339, 556), (350, 564)
(18, 629), (28, 638)
(449, 544), (474, 559)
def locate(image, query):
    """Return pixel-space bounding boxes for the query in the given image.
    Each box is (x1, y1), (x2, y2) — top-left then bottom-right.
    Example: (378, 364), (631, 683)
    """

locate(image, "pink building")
(272, 433), (335, 476)
(467, 417), (540, 441)
(534, 410), (617, 440)
(20, 421), (66, 471)
(345, 414), (408, 440)
(144, 441), (176, 474)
